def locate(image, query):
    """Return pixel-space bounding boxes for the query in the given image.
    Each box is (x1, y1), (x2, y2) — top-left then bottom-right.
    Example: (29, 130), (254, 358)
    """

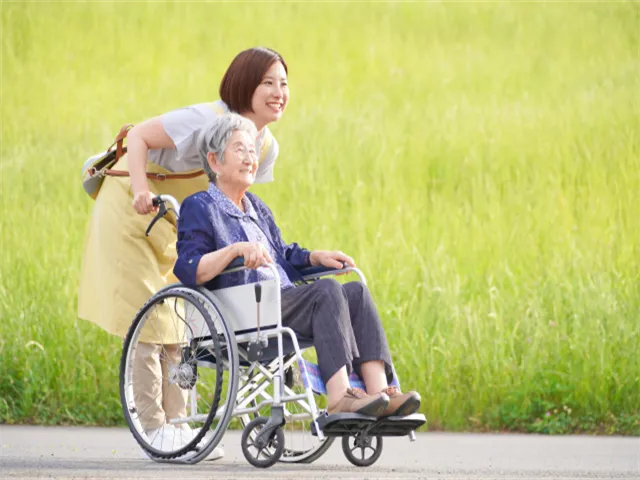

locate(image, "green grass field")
(1, 1), (639, 434)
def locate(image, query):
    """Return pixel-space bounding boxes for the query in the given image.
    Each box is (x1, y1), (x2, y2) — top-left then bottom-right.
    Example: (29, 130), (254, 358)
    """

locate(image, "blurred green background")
(1, 1), (639, 434)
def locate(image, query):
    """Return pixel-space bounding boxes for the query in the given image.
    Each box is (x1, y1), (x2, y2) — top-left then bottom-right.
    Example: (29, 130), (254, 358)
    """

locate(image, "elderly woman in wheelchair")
(119, 113), (424, 468)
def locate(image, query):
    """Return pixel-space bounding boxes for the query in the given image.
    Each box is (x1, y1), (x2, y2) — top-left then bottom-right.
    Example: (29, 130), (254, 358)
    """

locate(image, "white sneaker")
(203, 446), (225, 461)
(176, 425), (224, 461)
(141, 424), (224, 461)
(144, 424), (183, 452)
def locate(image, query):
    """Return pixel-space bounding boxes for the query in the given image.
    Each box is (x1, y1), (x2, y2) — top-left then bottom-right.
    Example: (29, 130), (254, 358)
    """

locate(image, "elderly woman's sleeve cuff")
(174, 254), (204, 288)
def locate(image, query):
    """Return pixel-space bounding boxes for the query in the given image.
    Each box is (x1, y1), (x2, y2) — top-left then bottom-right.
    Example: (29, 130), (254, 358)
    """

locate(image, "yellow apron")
(77, 154), (208, 342)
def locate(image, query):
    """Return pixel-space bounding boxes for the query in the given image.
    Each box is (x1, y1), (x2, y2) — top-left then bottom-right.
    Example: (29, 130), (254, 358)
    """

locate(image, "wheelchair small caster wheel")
(342, 433), (383, 467)
(241, 416), (285, 468)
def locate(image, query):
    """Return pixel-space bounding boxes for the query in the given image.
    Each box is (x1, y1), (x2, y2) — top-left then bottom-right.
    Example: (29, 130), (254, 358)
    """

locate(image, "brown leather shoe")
(328, 388), (390, 416)
(380, 386), (421, 417)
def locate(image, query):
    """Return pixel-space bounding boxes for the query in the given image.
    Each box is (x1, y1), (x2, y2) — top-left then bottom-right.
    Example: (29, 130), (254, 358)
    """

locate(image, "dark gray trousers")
(281, 278), (393, 385)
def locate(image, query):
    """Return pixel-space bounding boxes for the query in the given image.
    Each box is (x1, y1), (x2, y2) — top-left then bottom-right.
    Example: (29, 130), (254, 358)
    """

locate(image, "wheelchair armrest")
(220, 258), (279, 281)
(298, 263), (354, 281)
(222, 258), (344, 276)
(218, 257), (247, 275)
(221, 258), (364, 285)
(225, 259), (345, 276)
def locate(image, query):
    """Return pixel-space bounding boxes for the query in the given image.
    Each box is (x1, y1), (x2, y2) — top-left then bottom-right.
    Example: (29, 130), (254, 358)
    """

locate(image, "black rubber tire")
(119, 288), (223, 459)
(241, 416), (285, 468)
(342, 433), (383, 467)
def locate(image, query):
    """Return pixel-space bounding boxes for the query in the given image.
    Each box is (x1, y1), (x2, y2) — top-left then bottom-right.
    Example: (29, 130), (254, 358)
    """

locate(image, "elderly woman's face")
(215, 129), (258, 188)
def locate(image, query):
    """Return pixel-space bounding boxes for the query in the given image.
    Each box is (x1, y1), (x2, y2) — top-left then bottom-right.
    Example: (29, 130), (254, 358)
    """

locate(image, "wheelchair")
(119, 195), (426, 468)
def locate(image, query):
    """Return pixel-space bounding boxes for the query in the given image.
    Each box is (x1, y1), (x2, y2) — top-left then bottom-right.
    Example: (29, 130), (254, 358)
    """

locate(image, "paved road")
(0, 425), (638, 479)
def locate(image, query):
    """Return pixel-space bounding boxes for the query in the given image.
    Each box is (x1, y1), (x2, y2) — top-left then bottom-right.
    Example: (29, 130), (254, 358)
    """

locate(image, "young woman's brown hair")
(219, 47), (288, 114)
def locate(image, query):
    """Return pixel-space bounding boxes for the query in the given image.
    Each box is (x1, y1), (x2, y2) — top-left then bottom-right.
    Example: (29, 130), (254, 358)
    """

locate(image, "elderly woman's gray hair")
(198, 113), (258, 183)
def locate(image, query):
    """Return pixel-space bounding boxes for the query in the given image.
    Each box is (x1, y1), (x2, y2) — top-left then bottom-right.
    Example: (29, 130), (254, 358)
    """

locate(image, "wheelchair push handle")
(151, 194), (180, 213)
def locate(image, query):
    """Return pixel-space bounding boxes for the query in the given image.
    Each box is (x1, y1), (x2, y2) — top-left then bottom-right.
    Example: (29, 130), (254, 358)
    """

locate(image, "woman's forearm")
(195, 244), (240, 284)
(127, 130), (151, 195)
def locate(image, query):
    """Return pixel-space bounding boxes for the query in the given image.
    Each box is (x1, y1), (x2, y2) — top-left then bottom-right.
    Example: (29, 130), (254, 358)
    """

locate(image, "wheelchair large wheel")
(120, 287), (239, 462)
(238, 356), (334, 463)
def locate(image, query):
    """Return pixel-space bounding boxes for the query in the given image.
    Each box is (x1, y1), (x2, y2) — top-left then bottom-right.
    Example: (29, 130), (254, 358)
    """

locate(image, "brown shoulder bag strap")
(108, 124), (134, 161)
(103, 123), (205, 181)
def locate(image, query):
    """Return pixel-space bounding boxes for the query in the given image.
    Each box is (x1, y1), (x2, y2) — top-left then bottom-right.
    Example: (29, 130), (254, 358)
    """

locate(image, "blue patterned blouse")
(174, 183), (311, 291)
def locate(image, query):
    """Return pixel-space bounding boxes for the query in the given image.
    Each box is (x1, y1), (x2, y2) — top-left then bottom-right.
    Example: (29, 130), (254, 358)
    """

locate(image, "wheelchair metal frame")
(123, 195), (424, 467)
(167, 262), (369, 440)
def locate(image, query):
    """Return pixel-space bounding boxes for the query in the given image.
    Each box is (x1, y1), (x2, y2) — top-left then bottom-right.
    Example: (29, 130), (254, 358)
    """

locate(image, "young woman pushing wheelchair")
(78, 47), (290, 458)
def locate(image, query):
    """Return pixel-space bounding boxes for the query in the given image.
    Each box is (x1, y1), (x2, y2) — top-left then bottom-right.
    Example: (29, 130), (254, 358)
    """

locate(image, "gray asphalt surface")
(0, 425), (638, 479)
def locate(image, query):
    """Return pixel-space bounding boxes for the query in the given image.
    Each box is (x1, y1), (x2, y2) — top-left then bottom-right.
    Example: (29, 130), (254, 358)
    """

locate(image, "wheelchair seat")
(195, 333), (314, 368)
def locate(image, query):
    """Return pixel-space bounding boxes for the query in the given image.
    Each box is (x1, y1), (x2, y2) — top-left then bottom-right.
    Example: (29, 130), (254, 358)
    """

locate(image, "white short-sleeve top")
(147, 100), (279, 183)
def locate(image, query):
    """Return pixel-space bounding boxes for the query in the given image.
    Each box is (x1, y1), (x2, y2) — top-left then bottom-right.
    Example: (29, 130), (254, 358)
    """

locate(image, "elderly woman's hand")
(309, 250), (356, 270)
(234, 242), (273, 269)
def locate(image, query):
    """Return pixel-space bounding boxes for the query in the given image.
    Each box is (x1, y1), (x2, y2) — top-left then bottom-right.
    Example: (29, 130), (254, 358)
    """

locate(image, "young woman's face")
(250, 61), (289, 125)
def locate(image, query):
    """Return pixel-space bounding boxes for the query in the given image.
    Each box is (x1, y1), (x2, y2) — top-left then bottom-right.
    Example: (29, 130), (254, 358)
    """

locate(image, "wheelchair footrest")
(312, 412), (376, 436)
(367, 413), (426, 436)
(311, 412), (426, 437)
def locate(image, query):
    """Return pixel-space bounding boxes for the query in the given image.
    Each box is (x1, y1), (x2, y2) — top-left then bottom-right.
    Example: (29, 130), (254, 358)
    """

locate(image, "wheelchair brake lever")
(254, 284), (268, 346)
(145, 198), (168, 237)
(247, 283), (266, 361)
